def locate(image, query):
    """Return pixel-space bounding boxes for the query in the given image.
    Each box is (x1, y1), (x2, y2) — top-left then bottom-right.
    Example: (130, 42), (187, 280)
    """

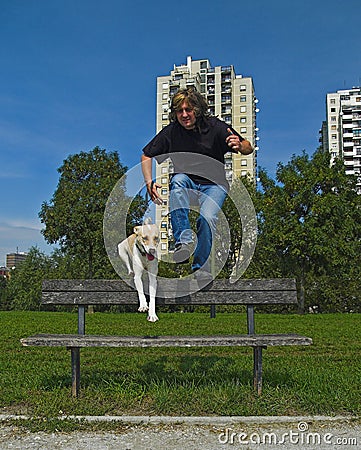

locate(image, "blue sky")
(1, 0), (360, 265)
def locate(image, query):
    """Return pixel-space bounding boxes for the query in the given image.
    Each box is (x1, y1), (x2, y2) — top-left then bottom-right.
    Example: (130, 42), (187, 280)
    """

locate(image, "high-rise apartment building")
(6, 251), (27, 269)
(320, 87), (361, 192)
(154, 56), (258, 253)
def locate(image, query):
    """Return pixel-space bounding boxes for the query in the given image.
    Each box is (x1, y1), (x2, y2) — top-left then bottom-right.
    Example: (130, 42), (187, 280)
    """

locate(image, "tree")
(4, 247), (53, 310)
(254, 148), (361, 311)
(221, 175), (258, 278)
(39, 147), (146, 278)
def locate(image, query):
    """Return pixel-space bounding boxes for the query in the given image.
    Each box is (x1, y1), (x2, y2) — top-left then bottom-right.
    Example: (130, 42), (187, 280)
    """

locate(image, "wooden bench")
(21, 278), (312, 397)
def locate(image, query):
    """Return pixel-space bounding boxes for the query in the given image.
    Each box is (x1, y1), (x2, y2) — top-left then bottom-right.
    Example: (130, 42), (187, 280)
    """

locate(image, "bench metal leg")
(253, 346), (263, 395)
(70, 347), (80, 398)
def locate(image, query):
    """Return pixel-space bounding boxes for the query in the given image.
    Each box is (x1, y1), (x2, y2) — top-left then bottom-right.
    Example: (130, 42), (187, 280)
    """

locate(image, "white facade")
(323, 87), (361, 190)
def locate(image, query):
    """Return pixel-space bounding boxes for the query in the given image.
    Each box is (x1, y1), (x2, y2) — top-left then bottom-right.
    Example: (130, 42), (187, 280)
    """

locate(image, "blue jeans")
(169, 173), (228, 272)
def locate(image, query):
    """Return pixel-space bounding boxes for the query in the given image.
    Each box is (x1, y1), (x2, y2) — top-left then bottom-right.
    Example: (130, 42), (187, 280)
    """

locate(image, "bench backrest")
(42, 278), (298, 335)
(42, 278), (297, 306)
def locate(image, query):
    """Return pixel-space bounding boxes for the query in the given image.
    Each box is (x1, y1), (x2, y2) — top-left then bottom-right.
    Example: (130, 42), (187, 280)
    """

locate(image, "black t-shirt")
(142, 116), (243, 188)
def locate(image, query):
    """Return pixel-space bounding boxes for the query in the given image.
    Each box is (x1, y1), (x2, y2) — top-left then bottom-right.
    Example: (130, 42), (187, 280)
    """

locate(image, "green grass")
(1, 311), (360, 420)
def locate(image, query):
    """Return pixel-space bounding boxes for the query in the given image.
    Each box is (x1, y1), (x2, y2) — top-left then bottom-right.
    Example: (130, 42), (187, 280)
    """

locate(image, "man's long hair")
(169, 87), (210, 122)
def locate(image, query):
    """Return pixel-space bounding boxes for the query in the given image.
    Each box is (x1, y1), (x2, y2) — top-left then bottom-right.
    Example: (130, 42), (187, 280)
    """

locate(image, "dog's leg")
(117, 242), (134, 276)
(147, 272), (159, 322)
(133, 272), (148, 313)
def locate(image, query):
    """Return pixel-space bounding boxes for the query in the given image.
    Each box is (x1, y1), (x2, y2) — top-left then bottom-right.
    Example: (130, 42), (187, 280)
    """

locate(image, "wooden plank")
(21, 334), (313, 348)
(43, 278), (297, 293)
(41, 291), (139, 305)
(42, 289), (297, 305)
(42, 279), (134, 292)
(41, 279), (298, 305)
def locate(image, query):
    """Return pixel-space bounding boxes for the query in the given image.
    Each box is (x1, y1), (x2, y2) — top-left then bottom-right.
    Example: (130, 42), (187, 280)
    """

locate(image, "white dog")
(117, 219), (159, 322)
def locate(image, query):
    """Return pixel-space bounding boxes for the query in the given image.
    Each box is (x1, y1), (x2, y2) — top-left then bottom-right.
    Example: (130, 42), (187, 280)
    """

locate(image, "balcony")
(221, 95), (232, 104)
(221, 106), (232, 114)
(222, 115), (232, 124)
(186, 78), (196, 85)
(221, 86), (232, 94)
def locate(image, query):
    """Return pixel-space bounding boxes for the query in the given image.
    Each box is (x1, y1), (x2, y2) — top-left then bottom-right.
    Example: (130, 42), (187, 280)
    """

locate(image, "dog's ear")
(133, 225), (141, 235)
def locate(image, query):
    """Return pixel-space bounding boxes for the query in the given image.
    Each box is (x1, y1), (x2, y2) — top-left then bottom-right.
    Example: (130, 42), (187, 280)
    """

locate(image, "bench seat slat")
(21, 334), (312, 348)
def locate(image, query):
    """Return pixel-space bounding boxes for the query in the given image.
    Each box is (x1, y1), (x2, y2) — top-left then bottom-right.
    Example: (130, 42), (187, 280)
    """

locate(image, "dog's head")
(134, 223), (159, 261)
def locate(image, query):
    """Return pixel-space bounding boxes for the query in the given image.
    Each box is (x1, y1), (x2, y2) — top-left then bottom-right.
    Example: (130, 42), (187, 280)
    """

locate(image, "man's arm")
(226, 128), (254, 155)
(239, 139), (254, 155)
(141, 154), (163, 205)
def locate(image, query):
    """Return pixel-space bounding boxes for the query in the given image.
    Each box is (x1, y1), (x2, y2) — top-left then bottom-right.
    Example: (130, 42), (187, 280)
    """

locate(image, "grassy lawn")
(1, 310), (360, 419)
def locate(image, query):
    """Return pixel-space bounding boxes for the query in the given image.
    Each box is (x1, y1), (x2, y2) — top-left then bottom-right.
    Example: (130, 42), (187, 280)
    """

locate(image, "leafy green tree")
(221, 175), (257, 278)
(254, 148), (361, 311)
(4, 247), (53, 310)
(0, 274), (8, 310)
(39, 147), (146, 278)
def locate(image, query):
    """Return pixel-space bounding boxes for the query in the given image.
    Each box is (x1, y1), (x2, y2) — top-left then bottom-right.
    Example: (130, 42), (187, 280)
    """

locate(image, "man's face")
(176, 101), (196, 130)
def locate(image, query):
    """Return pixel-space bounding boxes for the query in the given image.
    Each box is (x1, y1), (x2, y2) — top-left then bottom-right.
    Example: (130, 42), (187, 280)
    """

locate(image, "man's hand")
(146, 180), (163, 205)
(141, 154), (163, 205)
(226, 128), (253, 155)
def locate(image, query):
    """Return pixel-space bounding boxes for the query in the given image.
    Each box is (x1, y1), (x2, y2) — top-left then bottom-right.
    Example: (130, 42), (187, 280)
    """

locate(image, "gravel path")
(1, 416), (360, 449)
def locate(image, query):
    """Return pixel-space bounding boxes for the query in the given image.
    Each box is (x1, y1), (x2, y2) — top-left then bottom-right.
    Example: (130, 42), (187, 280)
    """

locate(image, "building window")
(162, 83), (169, 90)
(161, 167), (168, 174)
(331, 108), (336, 112)
(331, 116), (336, 122)
(162, 114), (168, 120)
(161, 232), (167, 239)
(240, 117), (247, 123)
(240, 95), (246, 102)
(161, 188), (168, 195)
(330, 98), (336, 104)
(331, 125), (337, 130)
(161, 177), (168, 184)
(162, 93), (168, 100)
(241, 127), (247, 133)
(241, 159), (247, 166)
(161, 243), (167, 251)
(240, 85), (247, 91)
(161, 222), (167, 228)
(332, 134), (337, 139)
(241, 170), (248, 176)
(240, 106), (247, 113)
